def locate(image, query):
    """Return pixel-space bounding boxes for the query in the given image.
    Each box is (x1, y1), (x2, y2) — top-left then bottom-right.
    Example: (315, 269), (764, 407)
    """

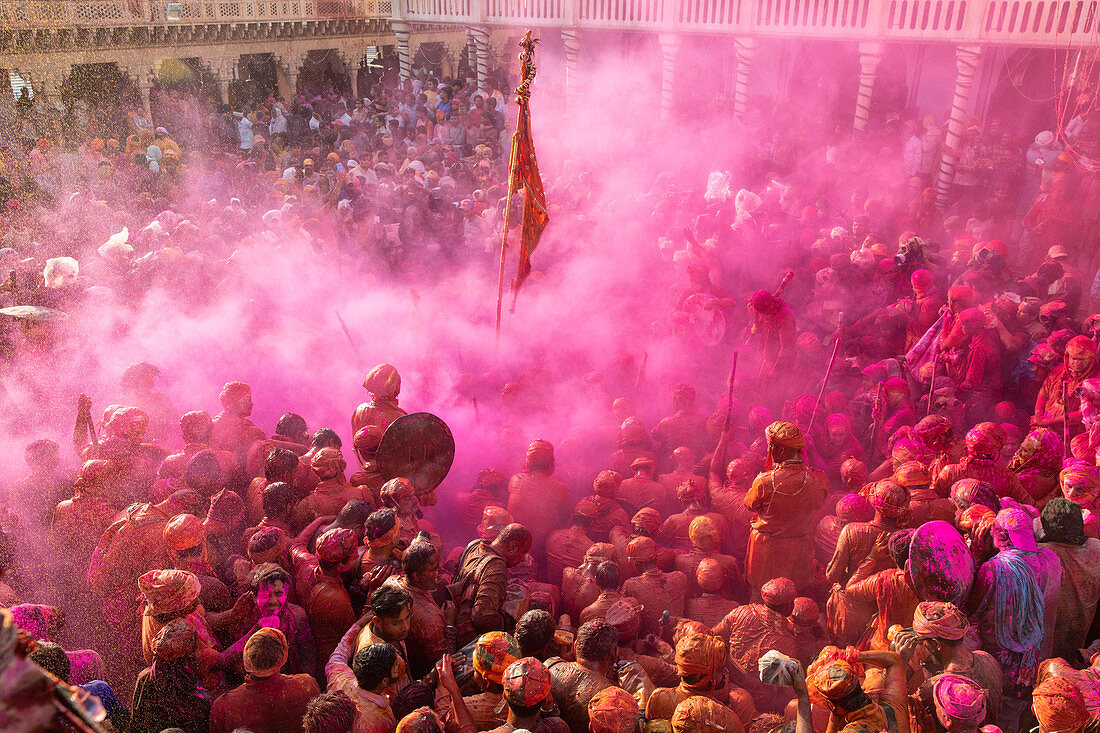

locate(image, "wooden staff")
(724, 352), (739, 431)
(925, 351), (940, 417)
(806, 313), (844, 437)
(1064, 381), (1071, 459)
(869, 381), (886, 462)
(635, 352), (648, 394)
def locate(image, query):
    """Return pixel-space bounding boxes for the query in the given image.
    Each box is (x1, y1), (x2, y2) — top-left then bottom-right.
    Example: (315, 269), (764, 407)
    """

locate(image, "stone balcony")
(393, 0), (1100, 47)
(0, 0), (390, 53)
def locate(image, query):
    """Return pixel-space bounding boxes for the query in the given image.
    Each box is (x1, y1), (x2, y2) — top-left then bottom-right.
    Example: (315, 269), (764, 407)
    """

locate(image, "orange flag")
(511, 99), (549, 297)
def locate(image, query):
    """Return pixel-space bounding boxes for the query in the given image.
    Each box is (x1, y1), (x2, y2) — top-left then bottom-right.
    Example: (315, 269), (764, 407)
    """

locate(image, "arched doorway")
(61, 63), (141, 140)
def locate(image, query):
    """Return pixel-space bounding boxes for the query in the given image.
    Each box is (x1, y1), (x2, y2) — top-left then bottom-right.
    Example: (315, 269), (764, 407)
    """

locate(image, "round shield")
(376, 412), (455, 497)
(0, 305), (68, 323)
(908, 520), (975, 605)
(682, 293), (726, 346)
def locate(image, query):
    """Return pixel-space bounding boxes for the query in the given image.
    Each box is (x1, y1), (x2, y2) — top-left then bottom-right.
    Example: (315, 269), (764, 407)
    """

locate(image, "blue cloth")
(81, 680), (130, 730)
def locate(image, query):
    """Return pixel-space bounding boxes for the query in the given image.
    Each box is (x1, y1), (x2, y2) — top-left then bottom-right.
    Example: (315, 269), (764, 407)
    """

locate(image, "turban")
(593, 470), (623, 497)
(750, 289), (779, 313)
(138, 570), (200, 616)
(911, 268), (933, 291)
(931, 673), (986, 724)
(207, 490), (246, 529)
(476, 468), (507, 490)
(632, 508), (663, 534)
(958, 505), (996, 534)
(163, 514), (205, 552)
(915, 414), (953, 443)
(243, 627), (289, 677)
(947, 284), (976, 305)
(951, 479), (1000, 513)
(105, 406), (149, 439)
(151, 619), (197, 662)
(311, 447), (347, 479)
(524, 439), (554, 470)
(315, 528), (358, 563)
(673, 620), (710, 647)
(369, 521), (401, 549)
(219, 381), (251, 406)
(688, 516), (719, 547)
(791, 597), (820, 626)
(765, 421), (804, 450)
(574, 499), (600, 520)
(912, 601), (969, 640)
(472, 631), (520, 685)
(958, 308), (987, 331)
(891, 437), (930, 465)
(884, 377), (909, 395)
(585, 542), (617, 564)
(619, 418), (649, 447)
(605, 599), (644, 631)
(871, 480), (910, 519)
(354, 425), (384, 455)
(676, 479), (704, 503)
(1033, 676), (1089, 731)
(994, 506), (1038, 552)
(478, 506), (512, 541)
(248, 527), (286, 564)
(1008, 428), (1063, 473)
(809, 660), (860, 700)
(836, 493), (874, 523)
(894, 461), (931, 487)
(965, 423), (1005, 459)
(671, 696), (731, 732)
(363, 363), (401, 398)
(695, 558), (724, 591)
(840, 458), (868, 483)
(179, 411), (214, 442)
(74, 460), (113, 494)
(630, 456), (656, 471)
(1066, 335), (1098, 357)
(396, 707), (444, 733)
(761, 577), (796, 606)
(674, 633), (727, 678)
(588, 687), (640, 733)
(627, 536), (657, 562)
(502, 657), (552, 707)
(1061, 465), (1100, 502)
(382, 477), (416, 504)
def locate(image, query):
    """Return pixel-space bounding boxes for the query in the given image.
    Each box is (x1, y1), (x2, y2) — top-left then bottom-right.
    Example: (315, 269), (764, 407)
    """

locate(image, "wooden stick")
(807, 315), (843, 437)
(724, 352), (739, 431)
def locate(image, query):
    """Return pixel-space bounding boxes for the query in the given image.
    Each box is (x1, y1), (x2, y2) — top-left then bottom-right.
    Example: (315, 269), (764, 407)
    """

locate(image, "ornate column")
(657, 33), (681, 120)
(393, 22), (413, 81)
(209, 55), (239, 108)
(339, 49), (361, 99)
(853, 42), (883, 133)
(468, 26), (491, 89)
(732, 36), (754, 122)
(276, 52), (307, 101)
(560, 29), (581, 106)
(934, 45), (982, 208)
(117, 59), (155, 117)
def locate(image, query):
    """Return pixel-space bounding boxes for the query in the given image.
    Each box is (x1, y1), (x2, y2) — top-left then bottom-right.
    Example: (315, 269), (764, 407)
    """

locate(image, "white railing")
(395, 0), (1100, 45)
(0, 0), (373, 28)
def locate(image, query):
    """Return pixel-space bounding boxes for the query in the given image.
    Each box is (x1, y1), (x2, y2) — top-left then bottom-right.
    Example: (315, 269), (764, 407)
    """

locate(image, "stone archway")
(62, 63), (141, 140)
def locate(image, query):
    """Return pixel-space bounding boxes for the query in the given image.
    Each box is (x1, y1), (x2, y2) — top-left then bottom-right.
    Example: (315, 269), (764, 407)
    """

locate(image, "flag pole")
(495, 30), (537, 347)
(495, 130), (520, 349)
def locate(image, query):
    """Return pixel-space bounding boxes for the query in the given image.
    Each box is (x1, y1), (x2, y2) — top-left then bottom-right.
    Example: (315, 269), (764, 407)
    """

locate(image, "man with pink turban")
(1034, 335), (1099, 439)
(352, 363), (407, 433)
(934, 423), (1033, 505)
(211, 381), (266, 463)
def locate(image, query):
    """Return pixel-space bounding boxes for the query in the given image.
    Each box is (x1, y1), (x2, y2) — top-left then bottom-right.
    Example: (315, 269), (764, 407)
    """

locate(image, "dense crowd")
(3, 44), (1100, 733)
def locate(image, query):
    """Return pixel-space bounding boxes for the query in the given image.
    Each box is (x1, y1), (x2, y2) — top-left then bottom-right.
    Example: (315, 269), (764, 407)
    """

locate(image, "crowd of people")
(3, 37), (1100, 733)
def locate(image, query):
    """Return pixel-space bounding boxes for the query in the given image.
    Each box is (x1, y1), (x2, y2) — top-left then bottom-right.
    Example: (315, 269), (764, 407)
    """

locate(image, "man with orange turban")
(671, 694), (745, 733)
(744, 422), (828, 598)
(584, 470), (631, 543)
(506, 439), (568, 561)
(1034, 335), (1099, 438)
(674, 515), (742, 599)
(290, 448), (364, 533)
(1032, 676), (1091, 733)
(163, 513), (232, 612)
(793, 646), (910, 733)
(622, 536), (687, 636)
(50, 459), (118, 600)
(210, 381), (265, 463)
(546, 499), (598, 586)
(646, 632), (745, 727)
(659, 478), (730, 553)
(619, 456), (670, 516)
(893, 601), (1001, 722)
(209, 627), (320, 733)
(712, 577), (800, 712)
(353, 363), (407, 433)
(563, 542), (618, 619)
